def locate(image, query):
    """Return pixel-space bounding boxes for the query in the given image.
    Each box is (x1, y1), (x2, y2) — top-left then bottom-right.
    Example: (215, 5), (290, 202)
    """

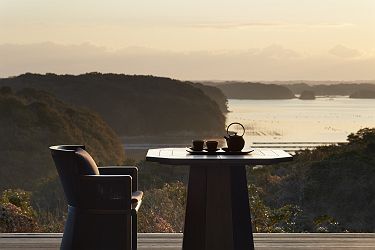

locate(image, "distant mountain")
(350, 90), (375, 99)
(217, 82), (295, 99)
(0, 73), (226, 136)
(285, 83), (375, 96)
(299, 90), (316, 100)
(0, 87), (124, 191)
(200, 80), (375, 86)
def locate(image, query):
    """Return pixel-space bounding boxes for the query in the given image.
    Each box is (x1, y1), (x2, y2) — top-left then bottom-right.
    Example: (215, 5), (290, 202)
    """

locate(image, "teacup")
(192, 140), (204, 151)
(206, 140), (218, 152)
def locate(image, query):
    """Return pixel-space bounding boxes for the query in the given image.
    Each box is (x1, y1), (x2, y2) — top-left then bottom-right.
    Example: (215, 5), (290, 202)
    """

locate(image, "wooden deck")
(1, 233), (375, 249)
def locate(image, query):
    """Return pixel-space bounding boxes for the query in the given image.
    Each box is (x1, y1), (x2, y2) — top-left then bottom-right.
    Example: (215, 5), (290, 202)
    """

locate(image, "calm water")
(226, 97), (375, 143)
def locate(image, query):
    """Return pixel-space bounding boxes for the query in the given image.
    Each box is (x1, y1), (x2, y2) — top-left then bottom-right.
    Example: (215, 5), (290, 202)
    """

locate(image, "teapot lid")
(226, 122), (245, 137)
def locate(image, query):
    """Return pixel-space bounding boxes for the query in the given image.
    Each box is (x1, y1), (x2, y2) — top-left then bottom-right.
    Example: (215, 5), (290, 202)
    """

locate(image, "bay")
(226, 97), (375, 143)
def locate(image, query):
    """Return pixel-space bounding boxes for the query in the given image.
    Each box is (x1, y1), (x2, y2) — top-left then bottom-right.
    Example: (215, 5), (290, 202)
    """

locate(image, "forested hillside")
(0, 73), (226, 135)
(191, 82), (228, 113)
(0, 87), (124, 191)
(249, 128), (375, 232)
(218, 82), (295, 99)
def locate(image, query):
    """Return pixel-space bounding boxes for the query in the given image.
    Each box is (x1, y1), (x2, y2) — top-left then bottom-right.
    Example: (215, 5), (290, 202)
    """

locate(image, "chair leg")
(63, 206), (132, 250)
(132, 212), (137, 250)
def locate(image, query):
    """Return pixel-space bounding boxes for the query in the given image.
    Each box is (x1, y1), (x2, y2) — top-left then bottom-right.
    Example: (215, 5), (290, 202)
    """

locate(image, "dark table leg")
(183, 165), (254, 250)
(182, 166), (207, 250)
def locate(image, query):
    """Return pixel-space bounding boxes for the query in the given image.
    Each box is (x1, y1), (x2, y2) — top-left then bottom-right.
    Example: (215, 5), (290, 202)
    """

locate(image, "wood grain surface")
(1, 233), (375, 250)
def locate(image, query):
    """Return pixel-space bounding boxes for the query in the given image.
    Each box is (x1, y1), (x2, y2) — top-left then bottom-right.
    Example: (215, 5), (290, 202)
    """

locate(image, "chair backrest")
(49, 145), (86, 206)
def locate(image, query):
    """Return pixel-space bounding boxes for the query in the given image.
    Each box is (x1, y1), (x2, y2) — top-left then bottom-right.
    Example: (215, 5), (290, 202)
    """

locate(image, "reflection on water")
(226, 97), (375, 143)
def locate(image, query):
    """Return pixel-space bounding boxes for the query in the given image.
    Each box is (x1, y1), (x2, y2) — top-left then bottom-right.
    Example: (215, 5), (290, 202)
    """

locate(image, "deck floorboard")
(0, 233), (375, 250)
(1, 233), (375, 249)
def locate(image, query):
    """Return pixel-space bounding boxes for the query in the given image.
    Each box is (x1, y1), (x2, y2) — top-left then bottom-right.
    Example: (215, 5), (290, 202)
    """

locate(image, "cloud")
(0, 42), (374, 81)
(189, 22), (354, 30)
(329, 45), (362, 58)
(308, 23), (354, 28)
(190, 22), (284, 29)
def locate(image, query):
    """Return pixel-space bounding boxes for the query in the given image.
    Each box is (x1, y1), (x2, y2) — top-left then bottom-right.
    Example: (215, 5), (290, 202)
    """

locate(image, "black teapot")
(224, 122), (246, 151)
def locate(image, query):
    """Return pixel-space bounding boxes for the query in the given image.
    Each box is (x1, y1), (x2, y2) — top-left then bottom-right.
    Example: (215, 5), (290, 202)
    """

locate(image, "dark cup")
(192, 140), (204, 151)
(206, 140), (218, 152)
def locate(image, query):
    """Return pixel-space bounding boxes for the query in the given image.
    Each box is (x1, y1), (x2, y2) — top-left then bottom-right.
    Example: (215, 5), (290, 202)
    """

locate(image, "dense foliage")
(0, 73), (226, 136)
(250, 128), (375, 232)
(0, 87), (124, 191)
(139, 182), (187, 233)
(218, 82), (295, 99)
(0, 189), (38, 232)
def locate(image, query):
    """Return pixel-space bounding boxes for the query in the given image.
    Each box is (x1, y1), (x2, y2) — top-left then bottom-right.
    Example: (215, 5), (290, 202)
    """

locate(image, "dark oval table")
(146, 148), (292, 250)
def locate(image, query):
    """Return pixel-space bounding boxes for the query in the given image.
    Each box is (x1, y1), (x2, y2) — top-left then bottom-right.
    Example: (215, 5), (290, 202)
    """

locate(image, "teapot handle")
(226, 122), (245, 137)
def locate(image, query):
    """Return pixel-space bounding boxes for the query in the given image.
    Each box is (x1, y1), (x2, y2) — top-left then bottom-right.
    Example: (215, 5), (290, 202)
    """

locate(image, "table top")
(146, 147), (292, 166)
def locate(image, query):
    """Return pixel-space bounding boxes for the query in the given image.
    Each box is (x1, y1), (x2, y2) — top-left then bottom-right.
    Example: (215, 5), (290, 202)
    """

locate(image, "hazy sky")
(1, 0), (374, 80)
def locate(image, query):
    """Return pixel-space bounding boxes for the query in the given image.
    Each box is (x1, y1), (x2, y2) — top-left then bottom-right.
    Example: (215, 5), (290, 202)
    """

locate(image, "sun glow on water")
(226, 97), (375, 143)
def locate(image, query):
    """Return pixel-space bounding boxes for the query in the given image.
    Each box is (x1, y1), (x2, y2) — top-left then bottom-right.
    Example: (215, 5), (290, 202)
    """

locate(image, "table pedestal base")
(182, 165), (254, 250)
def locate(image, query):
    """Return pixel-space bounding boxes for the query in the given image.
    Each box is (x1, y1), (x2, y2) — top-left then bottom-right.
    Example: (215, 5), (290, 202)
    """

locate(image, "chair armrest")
(99, 166), (138, 191)
(131, 190), (143, 212)
(132, 191), (143, 202)
(132, 199), (142, 213)
(78, 175), (132, 211)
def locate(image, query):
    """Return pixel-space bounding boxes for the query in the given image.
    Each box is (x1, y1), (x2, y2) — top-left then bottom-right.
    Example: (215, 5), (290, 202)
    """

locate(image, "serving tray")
(186, 147), (254, 155)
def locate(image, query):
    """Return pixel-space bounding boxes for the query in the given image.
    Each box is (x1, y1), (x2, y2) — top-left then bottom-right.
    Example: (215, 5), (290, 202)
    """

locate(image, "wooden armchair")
(49, 145), (143, 250)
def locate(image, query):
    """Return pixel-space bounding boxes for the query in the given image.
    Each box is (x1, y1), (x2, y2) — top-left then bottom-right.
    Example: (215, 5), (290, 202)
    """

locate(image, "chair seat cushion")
(131, 191), (143, 204)
(75, 148), (100, 175)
